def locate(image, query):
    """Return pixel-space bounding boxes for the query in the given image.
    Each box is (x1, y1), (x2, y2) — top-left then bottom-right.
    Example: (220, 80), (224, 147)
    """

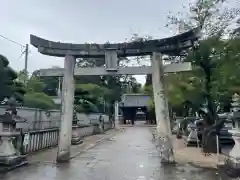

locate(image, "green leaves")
(11, 81), (26, 103)
(144, 35), (239, 119)
(167, 0), (239, 38)
(27, 76), (46, 93)
(23, 92), (55, 110)
(74, 83), (110, 113)
(0, 54), (20, 102)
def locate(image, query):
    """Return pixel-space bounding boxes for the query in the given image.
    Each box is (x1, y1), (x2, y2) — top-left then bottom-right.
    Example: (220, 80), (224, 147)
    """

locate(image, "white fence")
(23, 123), (112, 153)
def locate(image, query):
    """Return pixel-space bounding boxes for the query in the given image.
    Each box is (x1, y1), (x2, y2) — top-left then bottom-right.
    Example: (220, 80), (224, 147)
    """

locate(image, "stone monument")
(186, 117), (199, 147)
(71, 109), (83, 145)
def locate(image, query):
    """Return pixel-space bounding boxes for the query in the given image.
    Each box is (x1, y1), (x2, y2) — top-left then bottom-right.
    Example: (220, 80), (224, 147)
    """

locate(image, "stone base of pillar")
(156, 135), (175, 164)
(0, 155), (27, 173)
(0, 156), (28, 173)
(57, 150), (70, 162)
(0, 133), (28, 172)
(71, 127), (83, 145)
(71, 134), (83, 145)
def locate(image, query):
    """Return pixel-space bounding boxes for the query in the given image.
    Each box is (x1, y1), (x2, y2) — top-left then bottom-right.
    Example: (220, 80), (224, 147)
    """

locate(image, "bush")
(23, 92), (55, 110)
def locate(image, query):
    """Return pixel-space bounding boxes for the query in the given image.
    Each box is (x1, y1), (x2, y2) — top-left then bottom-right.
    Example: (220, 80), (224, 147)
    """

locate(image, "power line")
(15, 47), (31, 61)
(15, 50), (26, 61)
(0, 34), (25, 47)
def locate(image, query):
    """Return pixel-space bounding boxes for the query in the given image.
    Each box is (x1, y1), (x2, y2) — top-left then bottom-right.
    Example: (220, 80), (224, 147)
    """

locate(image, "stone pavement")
(27, 129), (118, 164)
(174, 138), (226, 169)
(151, 127), (227, 169)
(2, 126), (225, 180)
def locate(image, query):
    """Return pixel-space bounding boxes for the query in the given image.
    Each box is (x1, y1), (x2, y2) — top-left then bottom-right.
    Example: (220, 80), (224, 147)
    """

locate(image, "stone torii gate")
(30, 27), (200, 163)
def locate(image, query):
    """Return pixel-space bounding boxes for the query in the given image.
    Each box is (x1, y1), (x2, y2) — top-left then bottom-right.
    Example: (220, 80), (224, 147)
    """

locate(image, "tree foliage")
(74, 83), (110, 113)
(145, 0), (240, 124)
(166, 0), (240, 37)
(23, 92), (55, 110)
(0, 55), (26, 105)
(23, 74), (55, 109)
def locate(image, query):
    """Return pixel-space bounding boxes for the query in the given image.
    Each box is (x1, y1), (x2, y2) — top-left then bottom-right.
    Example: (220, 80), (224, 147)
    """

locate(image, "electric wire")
(0, 34), (25, 48)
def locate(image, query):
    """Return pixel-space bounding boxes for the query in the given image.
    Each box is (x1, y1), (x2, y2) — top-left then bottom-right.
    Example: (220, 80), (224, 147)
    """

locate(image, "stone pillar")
(57, 55), (75, 162)
(151, 52), (175, 163)
(57, 77), (62, 97)
(114, 101), (119, 129)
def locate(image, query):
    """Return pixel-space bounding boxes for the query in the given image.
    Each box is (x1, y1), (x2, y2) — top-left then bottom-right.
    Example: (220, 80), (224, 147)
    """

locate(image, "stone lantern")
(0, 113), (28, 172)
(231, 93), (240, 112)
(224, 93), (240, 177)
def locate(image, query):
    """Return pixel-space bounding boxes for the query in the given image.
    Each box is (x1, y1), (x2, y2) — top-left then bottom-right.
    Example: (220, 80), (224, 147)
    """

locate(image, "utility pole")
(19, 44), (29, 155)
(24, 44), (29, 85)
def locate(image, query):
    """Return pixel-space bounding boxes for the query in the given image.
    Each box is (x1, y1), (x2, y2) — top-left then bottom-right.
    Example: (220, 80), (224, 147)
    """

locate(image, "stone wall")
(77, 113), (110, 125)
(0, 106), (110, 130)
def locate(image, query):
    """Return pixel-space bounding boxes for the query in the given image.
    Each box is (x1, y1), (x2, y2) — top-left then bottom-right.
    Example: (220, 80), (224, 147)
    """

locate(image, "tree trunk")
(201, 118), (224, 153)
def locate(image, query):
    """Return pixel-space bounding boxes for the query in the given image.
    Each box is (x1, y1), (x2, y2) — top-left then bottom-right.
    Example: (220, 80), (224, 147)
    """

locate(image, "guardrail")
(21, 122), (112, 153)
(23, 128), (59, 153)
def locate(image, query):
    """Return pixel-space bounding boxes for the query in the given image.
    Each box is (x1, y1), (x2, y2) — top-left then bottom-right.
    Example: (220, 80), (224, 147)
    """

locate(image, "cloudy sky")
(1, 0), (188, 84)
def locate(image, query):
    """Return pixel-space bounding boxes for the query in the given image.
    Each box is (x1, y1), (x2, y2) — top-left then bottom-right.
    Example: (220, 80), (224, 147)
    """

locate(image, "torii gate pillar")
(151, 52), (174, 163)
(57, 55), (76, 162)
(114, 101), (120, 129)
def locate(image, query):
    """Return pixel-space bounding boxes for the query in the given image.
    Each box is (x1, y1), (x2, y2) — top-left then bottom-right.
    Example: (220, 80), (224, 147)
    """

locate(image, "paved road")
(2, 126), (222, 180)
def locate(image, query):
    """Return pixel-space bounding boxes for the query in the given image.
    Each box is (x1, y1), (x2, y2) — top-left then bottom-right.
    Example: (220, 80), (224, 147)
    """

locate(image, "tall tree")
(167, 0), (239, 37)
(166, 0), (240, 152)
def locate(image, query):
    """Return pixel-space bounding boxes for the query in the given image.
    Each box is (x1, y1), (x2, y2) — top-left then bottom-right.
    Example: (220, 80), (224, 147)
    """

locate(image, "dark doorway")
(120, 106), (148, 125)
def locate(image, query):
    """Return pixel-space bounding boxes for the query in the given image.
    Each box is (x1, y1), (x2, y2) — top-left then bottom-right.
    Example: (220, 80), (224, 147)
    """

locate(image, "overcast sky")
(1, 0), (188, 84)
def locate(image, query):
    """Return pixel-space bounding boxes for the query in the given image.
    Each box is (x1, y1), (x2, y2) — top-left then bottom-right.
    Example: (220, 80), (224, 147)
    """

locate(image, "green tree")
(166, 0), (239, 152)
(0, 55), (28, 106)
(17, 70), (29, 83)
(167, 0), (239, 117)
(27, 76), (46, 93)
(0, 55), (18, 101)
(11, 81), (26, 103)
(17, 72), (56, 110)
(74, 83), (111, 113)
(167, 0), (239, 36)
(33, 66), (60, 97)
(23, 92), (55, 110)
(144, 70), (203, 117)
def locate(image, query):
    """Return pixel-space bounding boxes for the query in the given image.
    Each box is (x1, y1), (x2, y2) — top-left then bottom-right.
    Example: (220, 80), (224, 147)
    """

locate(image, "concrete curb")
(25, 129), (118, 165)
